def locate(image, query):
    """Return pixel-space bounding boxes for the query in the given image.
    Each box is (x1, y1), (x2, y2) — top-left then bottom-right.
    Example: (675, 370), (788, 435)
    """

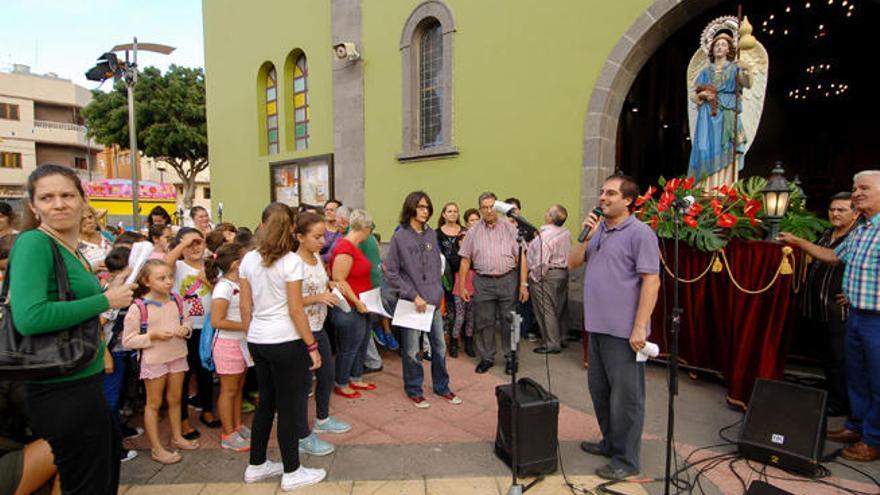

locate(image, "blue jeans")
(102, 351), (130, 416)
(845, 310), (880, 448)
(400, 310), (450, 398)
(330, 307), (371, 387)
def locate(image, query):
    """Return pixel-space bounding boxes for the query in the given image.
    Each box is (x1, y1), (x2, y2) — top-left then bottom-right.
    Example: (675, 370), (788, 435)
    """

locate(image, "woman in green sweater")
(8, 164), (135, 494)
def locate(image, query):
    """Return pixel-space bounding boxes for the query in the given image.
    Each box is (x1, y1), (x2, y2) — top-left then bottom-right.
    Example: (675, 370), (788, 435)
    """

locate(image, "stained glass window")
(293, 54), (310, 151)
(266, 67), (279, 155)
(419, 21), (443, 149)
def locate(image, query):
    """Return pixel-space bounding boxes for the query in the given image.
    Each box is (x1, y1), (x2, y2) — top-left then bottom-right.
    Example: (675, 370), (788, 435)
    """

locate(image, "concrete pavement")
(119, 336), (880, 494)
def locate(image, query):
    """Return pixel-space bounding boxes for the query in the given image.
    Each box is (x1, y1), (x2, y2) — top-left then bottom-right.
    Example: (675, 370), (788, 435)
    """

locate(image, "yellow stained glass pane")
(294, 93), (305, 108)
(267, 101), (277, 115)
(294, 65), (303, 77)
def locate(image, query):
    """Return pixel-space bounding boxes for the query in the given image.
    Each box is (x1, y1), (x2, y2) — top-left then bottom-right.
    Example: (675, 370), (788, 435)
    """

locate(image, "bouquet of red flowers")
(635, 175), (826, 252)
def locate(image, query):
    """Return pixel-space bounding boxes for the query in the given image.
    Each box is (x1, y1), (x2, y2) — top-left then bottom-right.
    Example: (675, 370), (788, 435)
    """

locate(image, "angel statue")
(687, 16), (768, 190)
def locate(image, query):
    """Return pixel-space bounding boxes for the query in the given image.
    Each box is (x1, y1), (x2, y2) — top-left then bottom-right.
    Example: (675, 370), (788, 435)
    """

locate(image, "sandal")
(200, 412), (222, 428)
(182, 429), (201, 440)
(151, 450), (182, 465)
(171, 438), (200, 450)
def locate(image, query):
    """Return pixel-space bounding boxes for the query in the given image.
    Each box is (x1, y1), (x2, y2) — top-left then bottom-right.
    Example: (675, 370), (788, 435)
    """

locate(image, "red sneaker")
(439, 392), (462, 405)
(410, 396), (430, 409)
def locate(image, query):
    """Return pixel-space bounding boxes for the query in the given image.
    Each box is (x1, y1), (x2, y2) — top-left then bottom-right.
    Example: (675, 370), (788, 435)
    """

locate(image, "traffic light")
(84, 52), (121, 82)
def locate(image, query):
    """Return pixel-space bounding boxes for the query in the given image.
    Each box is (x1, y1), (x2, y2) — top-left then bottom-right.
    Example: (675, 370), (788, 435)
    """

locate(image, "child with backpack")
(207, 243), (252, 452)
(122, 259), (198, 464)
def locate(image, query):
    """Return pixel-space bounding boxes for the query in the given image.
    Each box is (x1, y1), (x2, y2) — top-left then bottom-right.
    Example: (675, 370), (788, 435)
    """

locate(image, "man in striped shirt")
(780, 170), (880, 462)
(458, 192), (530, 375)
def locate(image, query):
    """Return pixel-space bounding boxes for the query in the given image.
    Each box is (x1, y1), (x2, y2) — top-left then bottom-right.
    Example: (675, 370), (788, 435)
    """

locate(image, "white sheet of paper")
(240, 340), (254, 367)
(358, 287), (391, 318)
(332, 287), (351, 313)
(124, 241), (154, 285)
(392, 300), (436, 332)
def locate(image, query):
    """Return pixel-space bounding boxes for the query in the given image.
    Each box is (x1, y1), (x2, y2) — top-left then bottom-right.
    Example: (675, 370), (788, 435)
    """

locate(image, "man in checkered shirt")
(780, 170), (880, 462)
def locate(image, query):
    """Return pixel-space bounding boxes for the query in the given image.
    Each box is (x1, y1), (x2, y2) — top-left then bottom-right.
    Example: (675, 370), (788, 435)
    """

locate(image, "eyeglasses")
(417, 204), (430, 211)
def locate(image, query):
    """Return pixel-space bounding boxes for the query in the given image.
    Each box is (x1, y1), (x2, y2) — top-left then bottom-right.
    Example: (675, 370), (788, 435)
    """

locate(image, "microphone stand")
(506, 227), (543, 495)
(664, 200), (685, 495)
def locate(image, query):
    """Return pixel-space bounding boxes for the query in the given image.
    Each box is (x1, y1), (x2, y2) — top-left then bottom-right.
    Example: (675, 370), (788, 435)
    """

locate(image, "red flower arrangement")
(634, 175), (768, 252)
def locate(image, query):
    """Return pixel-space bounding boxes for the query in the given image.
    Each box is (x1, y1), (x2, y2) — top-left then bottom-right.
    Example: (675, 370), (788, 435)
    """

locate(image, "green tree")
(82, 65), (208, 208)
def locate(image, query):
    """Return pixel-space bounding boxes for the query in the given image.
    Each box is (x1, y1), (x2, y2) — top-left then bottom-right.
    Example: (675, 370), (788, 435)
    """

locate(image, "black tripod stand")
(505, 227), (543, 495)
(663, 200), (687, 495)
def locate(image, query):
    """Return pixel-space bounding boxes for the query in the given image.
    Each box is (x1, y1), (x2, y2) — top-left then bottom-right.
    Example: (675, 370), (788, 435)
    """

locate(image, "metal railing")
(33, 120), (87, 133)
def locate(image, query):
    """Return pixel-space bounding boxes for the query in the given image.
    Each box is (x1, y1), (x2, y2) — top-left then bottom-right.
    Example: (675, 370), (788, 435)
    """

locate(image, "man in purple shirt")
(384, 191), (462, 409)
(569, 174), (660, 481)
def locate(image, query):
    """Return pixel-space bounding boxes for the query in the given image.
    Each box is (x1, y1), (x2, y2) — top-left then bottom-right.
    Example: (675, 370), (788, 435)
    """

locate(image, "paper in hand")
(358, 287), (391, 318)
(392, 300), (435, 332)
(332, 287), (351, 312)
(125, 241), (155, 285)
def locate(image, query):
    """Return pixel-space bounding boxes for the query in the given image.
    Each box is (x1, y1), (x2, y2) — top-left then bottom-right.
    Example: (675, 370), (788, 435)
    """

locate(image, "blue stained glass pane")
(295, 108), (306, 122)
(266, 87), (276, 101)
(294, 78), (305, 93)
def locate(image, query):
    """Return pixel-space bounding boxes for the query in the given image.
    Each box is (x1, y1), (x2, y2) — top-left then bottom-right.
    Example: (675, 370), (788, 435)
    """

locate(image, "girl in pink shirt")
(123, 260), (196, 464)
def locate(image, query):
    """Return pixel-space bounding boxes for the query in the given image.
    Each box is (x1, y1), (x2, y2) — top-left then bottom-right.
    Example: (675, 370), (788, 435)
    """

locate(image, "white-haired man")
(779, 170), (880, 462)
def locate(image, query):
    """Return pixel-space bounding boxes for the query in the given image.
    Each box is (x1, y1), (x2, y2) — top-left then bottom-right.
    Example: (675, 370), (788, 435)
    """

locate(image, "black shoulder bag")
(0, 238), (102, 380)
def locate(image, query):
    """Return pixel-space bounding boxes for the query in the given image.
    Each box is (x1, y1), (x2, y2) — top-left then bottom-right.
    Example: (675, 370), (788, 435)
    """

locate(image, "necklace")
(39, 226), (91, 270)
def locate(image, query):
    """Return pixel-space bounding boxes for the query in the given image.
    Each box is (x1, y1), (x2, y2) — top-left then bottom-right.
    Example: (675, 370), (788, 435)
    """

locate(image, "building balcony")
(33, 120), (100, 150)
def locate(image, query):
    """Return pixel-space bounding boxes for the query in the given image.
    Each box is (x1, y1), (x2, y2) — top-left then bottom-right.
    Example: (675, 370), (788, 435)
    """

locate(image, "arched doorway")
(581, 0), (725, 214)
(583, 0), (877, 212)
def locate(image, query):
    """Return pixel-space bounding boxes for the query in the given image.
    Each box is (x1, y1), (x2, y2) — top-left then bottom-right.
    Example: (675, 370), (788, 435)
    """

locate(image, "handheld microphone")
(577, 207), (604, 243)
(493, 200), (538, 232)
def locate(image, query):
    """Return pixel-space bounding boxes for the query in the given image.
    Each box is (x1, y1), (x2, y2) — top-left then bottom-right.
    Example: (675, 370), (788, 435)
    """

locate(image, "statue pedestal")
(648, 239), (798, 409)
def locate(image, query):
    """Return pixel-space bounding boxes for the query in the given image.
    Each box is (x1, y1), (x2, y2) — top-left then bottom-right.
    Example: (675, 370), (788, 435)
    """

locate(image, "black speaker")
(495, 378), (559, 476)
(738, 378), (827, 476)
(745, 481), (795, 495)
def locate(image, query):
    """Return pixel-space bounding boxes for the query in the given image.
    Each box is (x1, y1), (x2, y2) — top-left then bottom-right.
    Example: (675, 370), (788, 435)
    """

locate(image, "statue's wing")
(686, 48), (709, 143)
(740, 41), (769, 155)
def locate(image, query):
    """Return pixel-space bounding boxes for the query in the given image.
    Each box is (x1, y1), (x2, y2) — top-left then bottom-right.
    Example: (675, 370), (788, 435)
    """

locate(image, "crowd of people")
(4, 164), (879, 493)
(0, 164), (593, 494)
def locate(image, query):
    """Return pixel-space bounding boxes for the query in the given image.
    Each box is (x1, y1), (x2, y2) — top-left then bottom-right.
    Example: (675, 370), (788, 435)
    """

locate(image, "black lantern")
(762, 161), (791, 240)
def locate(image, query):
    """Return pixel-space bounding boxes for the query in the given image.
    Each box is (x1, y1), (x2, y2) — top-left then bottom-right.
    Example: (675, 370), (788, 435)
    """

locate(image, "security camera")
(333, 42), (360, 62)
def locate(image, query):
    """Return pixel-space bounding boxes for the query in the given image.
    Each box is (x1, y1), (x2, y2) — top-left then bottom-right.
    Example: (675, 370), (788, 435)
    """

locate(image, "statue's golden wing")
(740, 41), (769, 155)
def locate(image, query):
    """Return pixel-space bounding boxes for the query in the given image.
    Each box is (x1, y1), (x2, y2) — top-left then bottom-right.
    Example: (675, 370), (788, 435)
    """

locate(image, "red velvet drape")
(650, 240), (797, 408)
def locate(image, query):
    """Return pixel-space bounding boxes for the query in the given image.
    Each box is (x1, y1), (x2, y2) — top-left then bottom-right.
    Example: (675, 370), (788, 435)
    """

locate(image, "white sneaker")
(281, 466), (326, 491)
(244, 460), (284, 483)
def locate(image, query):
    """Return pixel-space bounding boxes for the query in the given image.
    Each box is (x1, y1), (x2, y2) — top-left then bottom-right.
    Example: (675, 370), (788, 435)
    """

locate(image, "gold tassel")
(780, 246), (793, 275)
(712, 253), (723, 273)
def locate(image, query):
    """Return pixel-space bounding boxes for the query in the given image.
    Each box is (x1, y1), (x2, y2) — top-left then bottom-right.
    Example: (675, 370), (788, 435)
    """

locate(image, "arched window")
(293, 54), (310, 151)
(266, 67), (279, 155)
(398, 1), (457, 161)
(418, 21), (442, 149)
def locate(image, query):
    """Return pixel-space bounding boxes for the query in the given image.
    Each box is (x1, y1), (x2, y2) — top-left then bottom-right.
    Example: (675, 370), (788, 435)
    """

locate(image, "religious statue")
(687, 16), (769, 190)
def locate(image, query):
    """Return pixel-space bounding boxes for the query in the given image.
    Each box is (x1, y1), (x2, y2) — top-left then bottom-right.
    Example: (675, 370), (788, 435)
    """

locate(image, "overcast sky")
(1, 0), (204, 89)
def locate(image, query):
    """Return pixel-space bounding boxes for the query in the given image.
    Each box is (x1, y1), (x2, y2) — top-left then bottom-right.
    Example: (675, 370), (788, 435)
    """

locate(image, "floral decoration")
(634, 175), (828, 252)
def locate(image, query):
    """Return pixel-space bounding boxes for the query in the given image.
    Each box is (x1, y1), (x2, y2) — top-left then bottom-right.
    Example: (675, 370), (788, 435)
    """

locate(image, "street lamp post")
(86, 38), (175, 230)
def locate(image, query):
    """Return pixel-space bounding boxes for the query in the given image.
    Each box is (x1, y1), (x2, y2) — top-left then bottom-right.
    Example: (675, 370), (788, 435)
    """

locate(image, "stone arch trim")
(397, 0), (458, 161)
(580, 0), (725, 214)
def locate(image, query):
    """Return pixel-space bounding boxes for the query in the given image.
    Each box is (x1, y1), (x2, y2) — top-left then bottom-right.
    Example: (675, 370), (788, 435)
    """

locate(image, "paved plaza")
(120, 338), (880, 494)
